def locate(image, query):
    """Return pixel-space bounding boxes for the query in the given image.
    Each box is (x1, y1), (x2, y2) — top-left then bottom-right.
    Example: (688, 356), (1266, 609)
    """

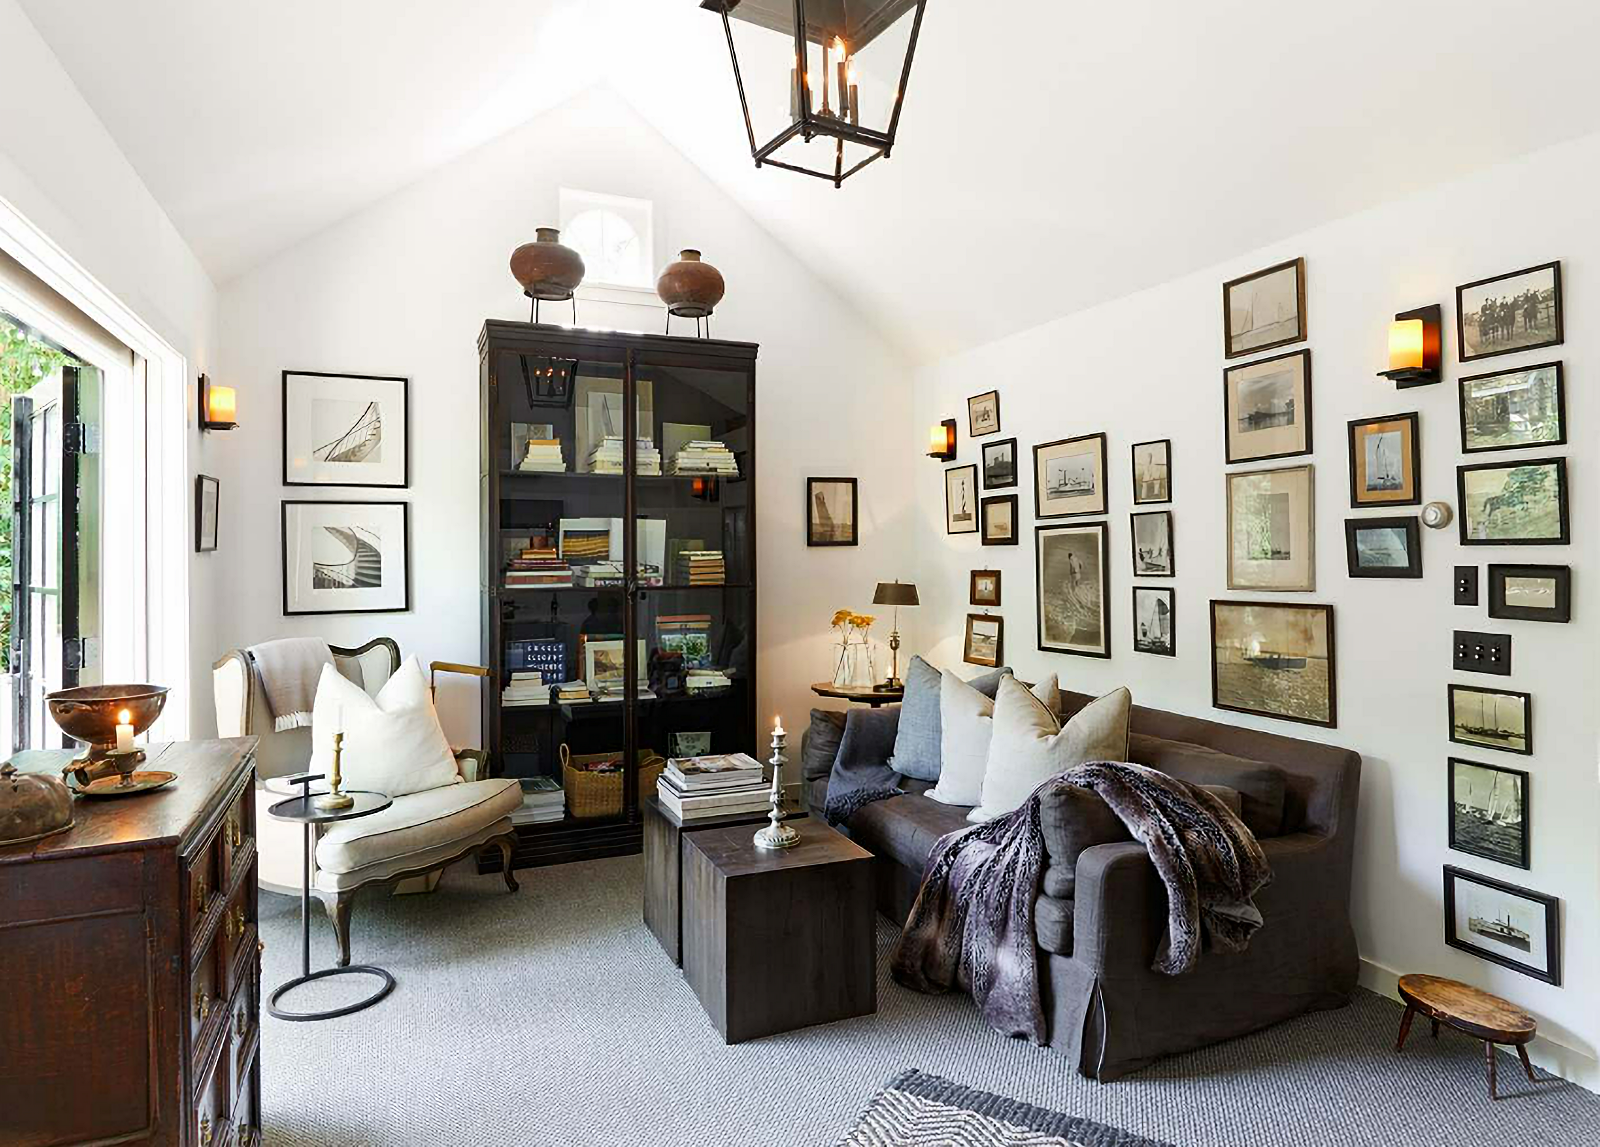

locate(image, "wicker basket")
(560, 745), (665, 820)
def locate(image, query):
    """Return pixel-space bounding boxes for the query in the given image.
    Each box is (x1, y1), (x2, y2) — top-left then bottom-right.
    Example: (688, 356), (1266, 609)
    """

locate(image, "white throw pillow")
(309, 657), (461, 798)
(927, 671), (1060, 808)
(968, 678), (1132, 823)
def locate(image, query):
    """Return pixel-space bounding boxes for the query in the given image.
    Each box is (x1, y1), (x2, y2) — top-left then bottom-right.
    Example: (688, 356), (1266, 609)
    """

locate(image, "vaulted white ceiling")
(21, 0), (1600, 362)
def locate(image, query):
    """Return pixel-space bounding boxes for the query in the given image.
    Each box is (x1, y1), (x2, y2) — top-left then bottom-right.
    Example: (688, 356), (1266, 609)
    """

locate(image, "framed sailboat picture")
(945, 465), (979, 535)
(1448, 685), (1531, 756)
(1223, 257), (1307, 359)
(1209, 600), (1335, 727)
(1346, 412), (1420, 508)
(283, 370), (409, 488)
(1444, 866), (1559, 984)
(1131, 439), (1171, 504)
(1449, 758), (1529, 869)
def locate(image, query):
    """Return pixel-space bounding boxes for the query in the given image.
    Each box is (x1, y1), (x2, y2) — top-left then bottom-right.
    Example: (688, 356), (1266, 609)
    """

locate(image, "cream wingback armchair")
(213, 637), (521, 966)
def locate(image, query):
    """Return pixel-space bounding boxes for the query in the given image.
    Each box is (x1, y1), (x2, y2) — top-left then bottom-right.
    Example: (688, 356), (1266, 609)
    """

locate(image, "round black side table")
(266, 787), (394, 1022)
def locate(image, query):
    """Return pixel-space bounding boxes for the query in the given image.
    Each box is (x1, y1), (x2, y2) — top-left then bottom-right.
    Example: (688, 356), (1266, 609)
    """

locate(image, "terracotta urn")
(510, 227), (585, 301)
(656, 249), (726, 318)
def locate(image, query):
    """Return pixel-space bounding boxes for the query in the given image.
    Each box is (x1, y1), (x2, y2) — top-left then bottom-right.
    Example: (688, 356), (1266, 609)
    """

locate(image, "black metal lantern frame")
(704, 0), (927, 188)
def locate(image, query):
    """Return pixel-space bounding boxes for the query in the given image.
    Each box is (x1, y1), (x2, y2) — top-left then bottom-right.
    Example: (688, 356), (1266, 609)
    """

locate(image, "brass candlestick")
(313, 731), (355, 811)
(753, 722), (798, 851)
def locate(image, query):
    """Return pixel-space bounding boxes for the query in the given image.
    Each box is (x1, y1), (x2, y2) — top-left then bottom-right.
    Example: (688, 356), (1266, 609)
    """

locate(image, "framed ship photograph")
(281, 500), (410, 615)
(1223, 350), (1312, 464)
(946, 464), (980, 535)
(1035, 521), (1111, 659)
(1459, 362), (1566, 454)
(806, 477), (858, 547)
(963, 614), (1003, 668)
(970, 569), (1001, 607)
(1449, 684), (1531, 756)
(1226, 464), (1315, 591)
(1456, 261), (1562, 363)
(1444, 866), (1559, 984)
(1130, 510), (1174, 576)
(1347, 412), (1420, 508)
(283, 370), (409, 488)
(1344, 517), (1422, 579)
(982, 437), (1018, 489)
(1449, 758), (1530, 870)
(1132, 586), (1175, 656)
(968, 389), (1001, 437)
(1209, 600), (1335, 728)
(1033, 433), (1108, 519)
(981, 494), (1018, 546)
(1487, 564), (1570, 623)
(1131, 438), (1171, 504)
(1223, 256), (1306, 359)
(1457, 457), (1569, 546)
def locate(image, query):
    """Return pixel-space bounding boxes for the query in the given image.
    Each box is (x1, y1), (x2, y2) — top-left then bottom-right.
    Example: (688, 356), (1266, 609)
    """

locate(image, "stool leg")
(1395, 1005), (1417, 1053)
(1430, 1018), (1440, 1040)
(1517, 1044), (1537, 1083)
(1485, 1042), (1498, 1101)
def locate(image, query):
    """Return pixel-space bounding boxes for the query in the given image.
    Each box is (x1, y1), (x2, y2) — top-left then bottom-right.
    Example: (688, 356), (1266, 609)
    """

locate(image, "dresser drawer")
(219, 880), (255, 997)
(189, 833), (219, 929)
(229, 966), (258, 1085)
(192, 1036), (232, 1147)
(190, 925), (223, 1053)
(220, 784), (253, 885)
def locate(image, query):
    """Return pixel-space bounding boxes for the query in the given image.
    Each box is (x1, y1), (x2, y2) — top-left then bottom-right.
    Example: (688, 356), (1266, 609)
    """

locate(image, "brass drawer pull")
(229, 818), (243, 851)
(195, 988), (211, 1022)
(226, 905), (245, 943)
(199, 1115), (212, 1146)
(193, 876), (209, 916)
(235, 1006), (248, 1038)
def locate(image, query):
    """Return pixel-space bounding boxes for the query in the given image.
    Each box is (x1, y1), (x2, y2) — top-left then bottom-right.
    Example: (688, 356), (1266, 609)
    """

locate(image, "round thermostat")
(1421, 501), (1453, 529)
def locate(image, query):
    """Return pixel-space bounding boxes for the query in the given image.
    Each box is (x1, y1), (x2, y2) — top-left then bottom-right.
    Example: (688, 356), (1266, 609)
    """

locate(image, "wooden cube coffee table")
(680, 819), (875, 1043)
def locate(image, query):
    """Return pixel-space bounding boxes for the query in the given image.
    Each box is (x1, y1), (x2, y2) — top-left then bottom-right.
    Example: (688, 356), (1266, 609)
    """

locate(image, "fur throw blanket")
(890, 761), (1271, 1044)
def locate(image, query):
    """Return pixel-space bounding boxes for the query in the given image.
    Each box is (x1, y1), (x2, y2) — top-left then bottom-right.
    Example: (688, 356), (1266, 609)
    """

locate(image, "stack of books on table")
(684, 667), (732, 694)
(502, 671), (553, 707)
(511, 776), (565, 825)
(504, 546), (572, 588)
(572, 560), (627, 588)
(585, 437), (662, 475)
(656, 752), (769, 820)
(553, 680), (592, 705)
(667, 440), (739, 476)
(517, 438), (566, 473)
(674, 550), (726, 586)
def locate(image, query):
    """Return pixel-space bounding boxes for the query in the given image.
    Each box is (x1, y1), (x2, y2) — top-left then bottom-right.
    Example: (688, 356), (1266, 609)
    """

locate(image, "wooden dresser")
(0, 738), (262, 1147)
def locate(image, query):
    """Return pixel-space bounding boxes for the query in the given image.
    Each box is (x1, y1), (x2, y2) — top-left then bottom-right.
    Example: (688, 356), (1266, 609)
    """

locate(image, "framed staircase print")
(283, 370), (410, 487)
(282, 500), (411, 615)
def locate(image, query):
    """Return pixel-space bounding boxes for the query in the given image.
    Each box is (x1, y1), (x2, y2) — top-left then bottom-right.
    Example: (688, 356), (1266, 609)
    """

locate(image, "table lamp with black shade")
(871, 580), (919, 691)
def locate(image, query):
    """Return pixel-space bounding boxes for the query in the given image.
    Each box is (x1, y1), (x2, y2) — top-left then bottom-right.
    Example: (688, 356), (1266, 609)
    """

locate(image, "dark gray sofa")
(803, 689), (1362, 1080)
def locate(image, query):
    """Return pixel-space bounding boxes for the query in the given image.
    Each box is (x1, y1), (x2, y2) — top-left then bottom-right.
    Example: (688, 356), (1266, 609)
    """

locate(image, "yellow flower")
(852, 614), (875, 629)
(831, 609), (853, 628)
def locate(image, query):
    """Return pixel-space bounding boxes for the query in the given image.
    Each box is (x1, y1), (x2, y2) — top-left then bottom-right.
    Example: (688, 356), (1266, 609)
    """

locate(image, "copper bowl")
(47, 684), (169, 760)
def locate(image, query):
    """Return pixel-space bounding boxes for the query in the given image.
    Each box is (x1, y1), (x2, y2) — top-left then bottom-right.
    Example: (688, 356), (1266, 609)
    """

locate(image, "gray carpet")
(258, 855), (1600, 1147)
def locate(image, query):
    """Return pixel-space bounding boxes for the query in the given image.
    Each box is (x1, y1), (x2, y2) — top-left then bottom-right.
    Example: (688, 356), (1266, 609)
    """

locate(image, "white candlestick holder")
(753, 725), (799, 851)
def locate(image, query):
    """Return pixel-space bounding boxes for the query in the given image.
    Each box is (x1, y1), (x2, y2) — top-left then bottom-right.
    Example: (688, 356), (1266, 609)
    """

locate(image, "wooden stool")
(1396, 973), (1538, 1100)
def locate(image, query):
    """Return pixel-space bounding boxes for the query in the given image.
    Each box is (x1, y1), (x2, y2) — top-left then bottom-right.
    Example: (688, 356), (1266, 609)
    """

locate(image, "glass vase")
(833, 637), (875, 689)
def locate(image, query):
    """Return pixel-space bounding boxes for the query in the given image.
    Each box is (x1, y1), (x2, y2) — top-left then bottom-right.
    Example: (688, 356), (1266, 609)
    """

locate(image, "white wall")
(214, 85), (915, 746)
(913, 131), (1600, 1084)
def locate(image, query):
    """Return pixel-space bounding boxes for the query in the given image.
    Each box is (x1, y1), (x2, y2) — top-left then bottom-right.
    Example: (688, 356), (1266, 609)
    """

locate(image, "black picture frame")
(282, 369), (410, 488)
(970, 569), (1001, 607)
(1456, 457), (1569, 546)
(981, 494), (1018, 546)
(1443, 866), (1560, 985)
(1344, 516), (1422, 579)
(1346, 411), (1421, 508)
(1448, 758), (1530, 870)
(968, 389), (1001, 437)
(1448, 684), (1532, 756)
(1458, 361), (1566, 454)
(281, 500), (411, 616)
(194, 474), (219, 553)
(945, 464), (980, 535)
(1222, 349), (1313, 464)
(1132, 586), (1175, 657)
(1130, 510), (1174, 576)
(805, 476), (858, 547)
(1131, 438), (1171, 505)
(1455, 261), (1563, 364)
(1035, 521), (1112, 659)
(1223, 256), (1307, 359)
(1209, 600), (1336, 728)
(982, 437), (1018, 489)
(1487, 564), (1571, 623)
(963, 613), (1003, 668)
(1033, 432), (1108, 519)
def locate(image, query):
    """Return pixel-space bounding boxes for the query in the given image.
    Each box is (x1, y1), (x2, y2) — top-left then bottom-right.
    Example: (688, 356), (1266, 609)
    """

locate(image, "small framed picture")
(1131, 439), (1171, 504)
(1033, 433), (1108, 519)
(1459, 362), (1565, 454)
(945, 465), (979, 535)
(970, 569), (1001, 607)
(968, 390), (1001, 437)
(1449, 684), (1531, 756)
(1347, 412), (1420, 508)
(672, 731), (713, 758)
(1035, 521), (1111, 658)
(806, 477), (858, 546)
(584, 638), (647, 694)
(1444, 866), (1559, 984)
(1456, 261), (1562, 363)
(195, 474), (220, 553)
(1130, 510), (1174, 576)
(980, 494), (1018, 546)
(1449, 758), (1529, 870)
(1223, 350), (1312, 464)
(282, 370), (409, 488)
(1226, 464), (1315, 591)
(1488, 564), (1570, 623)
(1223, 257), (1306, 359)
(982, 437), (1018, 489)
(1344, 516), (1422, 579)
(1132, 586), (1175, 657)
(1209, 599), (1335, 727)
(963, 614), (1003, 668)
(282, 500), (410, 615)
(1457, 457), (1569, 546)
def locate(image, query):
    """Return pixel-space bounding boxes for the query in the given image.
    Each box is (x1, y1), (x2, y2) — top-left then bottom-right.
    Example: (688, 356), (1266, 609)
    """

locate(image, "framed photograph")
(1456, 261), (1562, 363)
(1131, 439), (1171, 504)
(1226, 464), (1315, 591)
(1488, 564), (1570, 623)
(1223, 349), (1312, 464)
(1132, 586), (1175, 657)
(1444, 866), (1559, 984)
(1223, 257), (1306, 359)
(281, 500), (410, 615)
(282, 370), (409, 488)
(584, 638), (647, 694)
(1344, 516), (1422, 579)
(968, 390), (1001, 437)
(970, 569), (1001, 607)
(1459, 362), (1565, 454)
(1131, 510), (1174, 576)
(1033, 433), (1108, 519)
(981, 495), (1018, 546)
(1035, 521), (1111, 659)
(1449, 684), (1531, 756)
(1347, 412), (1420, 508)
(982, 437), (1018, 489)
(946, 465), (980, 535)
(1457, 457), (1569, 546)
(672, 731), (713, 758)
(964, 614), (1003, 668)
(194, 474), (219, 553)
(1209, 600), (1335, 728)
(806, 477), (858, 546)
(1449, 758), (1529, 870)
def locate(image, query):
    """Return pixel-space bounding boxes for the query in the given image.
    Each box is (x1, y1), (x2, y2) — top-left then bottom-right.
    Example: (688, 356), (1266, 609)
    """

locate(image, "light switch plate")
(1454, 566), (1479, 606)
(1453, 630), (1511, 676)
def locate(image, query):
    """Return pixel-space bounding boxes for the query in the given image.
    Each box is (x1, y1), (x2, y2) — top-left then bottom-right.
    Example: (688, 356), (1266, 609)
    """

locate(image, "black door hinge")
(64, 421), (100, 455)
(64, 637), (99, 672)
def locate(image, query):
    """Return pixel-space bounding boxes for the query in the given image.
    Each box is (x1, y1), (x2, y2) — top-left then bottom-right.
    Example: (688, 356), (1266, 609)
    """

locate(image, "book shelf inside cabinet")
(478, 321), (759, 870)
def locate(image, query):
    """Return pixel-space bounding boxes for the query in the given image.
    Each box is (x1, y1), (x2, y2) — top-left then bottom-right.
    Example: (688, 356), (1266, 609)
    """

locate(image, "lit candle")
(208, 385), (237, 424)
(773, 714), (786, 739)
(930, 424), (946, 452)
(115, 708), (134, 753)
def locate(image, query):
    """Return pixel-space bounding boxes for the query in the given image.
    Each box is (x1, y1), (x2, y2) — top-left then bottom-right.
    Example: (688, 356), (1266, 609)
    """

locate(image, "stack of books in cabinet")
(667, 440), (739, 476)
(586, 436), (661, 475)
(675, 551), (726, 586)
(517, 438), (566, 472)
(512, 777), (565, 825)
(505, 545), (572, 588)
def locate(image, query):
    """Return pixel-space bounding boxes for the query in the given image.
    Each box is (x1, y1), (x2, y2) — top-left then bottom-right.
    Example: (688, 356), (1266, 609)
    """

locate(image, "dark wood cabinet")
(0, 738), (261, 1147)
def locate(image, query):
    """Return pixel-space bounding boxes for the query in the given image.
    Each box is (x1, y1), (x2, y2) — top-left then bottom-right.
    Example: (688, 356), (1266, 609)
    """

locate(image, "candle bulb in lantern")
(115, 709), (134, 753)
(1388, 319), (1425, 372)
(849, 61), (860, 126)
(790, 65), (799, 120)
(820, 37), (832, 116)
(835, 38), (849, 121)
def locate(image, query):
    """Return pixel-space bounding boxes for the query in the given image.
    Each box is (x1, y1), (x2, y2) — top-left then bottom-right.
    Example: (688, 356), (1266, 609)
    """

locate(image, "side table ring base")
(268, 965), (395, 1022)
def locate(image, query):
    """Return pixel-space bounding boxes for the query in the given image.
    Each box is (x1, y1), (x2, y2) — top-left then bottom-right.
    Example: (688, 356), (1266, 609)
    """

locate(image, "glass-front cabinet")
(478, 321), (758, 868)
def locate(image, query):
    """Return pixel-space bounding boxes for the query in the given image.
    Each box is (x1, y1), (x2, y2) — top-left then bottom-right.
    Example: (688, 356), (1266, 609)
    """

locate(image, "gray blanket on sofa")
(889, 761), (1271, 1044)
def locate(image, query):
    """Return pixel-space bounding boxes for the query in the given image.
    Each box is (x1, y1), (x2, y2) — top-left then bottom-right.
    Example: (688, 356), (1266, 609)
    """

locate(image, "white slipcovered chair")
(213, 637), (521, 966)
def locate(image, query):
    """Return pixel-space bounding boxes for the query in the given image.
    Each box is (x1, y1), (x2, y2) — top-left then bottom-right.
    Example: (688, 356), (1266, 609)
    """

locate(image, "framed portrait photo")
(1487, 564), (1570, 623)
(946, 465), (979, 535)
(968, 390), (1001, 437)
(1457, 457), (1569, 546)
(195, 475), (219, 553)
(1344, 516), (1422, 579)
(1458, 362), (1566, 454)
(970, 569), (1001, 607)
(282, 370), (409, 488)
(1226, 464), (1315, 591)
(806, 477), (858, 546)
(1456, 261), (1562, 363)
(1449, 758), (1529, 870)
(1444, 866), (1559, 984)
(981, 494), (1018, 546)
(1131, 439), (1171, 504)
(282, 500), (410, 615)
(1209, 599), (1336, 728)
(1448, 684), (1531, 756)
(982, 437), (1018, 490)
(1035, 521), (1110, 658)
(1033, 433), (1108, 519)
(964, 614), (1003, 668)
(1224, 349), (1312, 464)
(1132, 586), (1175, 657)
(1223, 257), (1306, 359)
(1130, 510), (1174, 576)
(1347, 412), (1420, 508)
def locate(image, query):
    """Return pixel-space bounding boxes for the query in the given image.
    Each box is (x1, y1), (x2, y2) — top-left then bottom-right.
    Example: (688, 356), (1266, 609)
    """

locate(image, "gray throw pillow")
(800, 709), (847, 782)
(889, 655), (1010, 781)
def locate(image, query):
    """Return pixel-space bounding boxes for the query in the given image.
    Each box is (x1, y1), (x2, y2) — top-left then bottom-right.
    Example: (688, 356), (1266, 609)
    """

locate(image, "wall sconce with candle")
(927, 419), (957, 461)
(198, 374), (239, 431)
(1378, 305), (1442, 388)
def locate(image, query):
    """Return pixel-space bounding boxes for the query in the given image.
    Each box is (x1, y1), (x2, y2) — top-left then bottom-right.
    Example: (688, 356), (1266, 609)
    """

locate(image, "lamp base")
(872, 678), (903, 692)
(313, 790), (355, 811)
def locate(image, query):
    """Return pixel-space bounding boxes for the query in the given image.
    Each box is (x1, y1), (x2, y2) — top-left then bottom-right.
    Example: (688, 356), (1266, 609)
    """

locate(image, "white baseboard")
(1359, 957), (1599, 1093)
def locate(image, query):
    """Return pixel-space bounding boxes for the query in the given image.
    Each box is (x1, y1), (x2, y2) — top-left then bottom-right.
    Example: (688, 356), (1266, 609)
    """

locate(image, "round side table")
(266, 788), (395, 1022)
